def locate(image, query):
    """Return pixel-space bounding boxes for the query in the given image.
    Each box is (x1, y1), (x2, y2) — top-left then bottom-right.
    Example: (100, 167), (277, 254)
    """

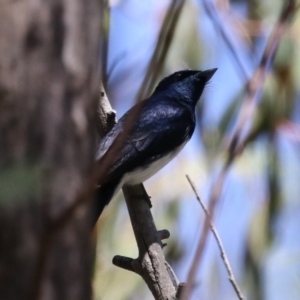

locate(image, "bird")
(93, 68), (217, 225)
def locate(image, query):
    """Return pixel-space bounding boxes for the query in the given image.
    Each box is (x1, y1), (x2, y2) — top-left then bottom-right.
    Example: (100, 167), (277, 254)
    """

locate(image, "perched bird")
(93, 68), (217, 225)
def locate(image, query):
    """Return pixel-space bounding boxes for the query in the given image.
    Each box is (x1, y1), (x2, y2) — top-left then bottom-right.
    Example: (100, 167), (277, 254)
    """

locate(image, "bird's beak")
(197, 68), (217, 81)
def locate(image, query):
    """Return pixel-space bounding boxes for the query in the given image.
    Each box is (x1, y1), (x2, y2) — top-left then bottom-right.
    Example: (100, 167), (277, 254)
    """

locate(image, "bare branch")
(186, 175), (246, 300)
(116, 184), (179, 299)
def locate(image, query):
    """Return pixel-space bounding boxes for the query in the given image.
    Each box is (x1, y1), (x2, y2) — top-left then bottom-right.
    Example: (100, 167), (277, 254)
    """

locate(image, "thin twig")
(181, 1), (298, 299)
(186, 175), (246, 300)
(135, 0), (186, 103)
(202, 0), (249, 82)
(181, 163), (229, 300)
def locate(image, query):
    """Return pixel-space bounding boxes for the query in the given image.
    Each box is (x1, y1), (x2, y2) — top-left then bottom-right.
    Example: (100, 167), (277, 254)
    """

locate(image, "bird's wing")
(96, 100), (195, 184)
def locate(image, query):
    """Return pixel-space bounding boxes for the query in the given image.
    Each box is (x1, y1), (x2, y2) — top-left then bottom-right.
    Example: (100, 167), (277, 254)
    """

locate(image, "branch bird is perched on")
(93, 68), (217, 225)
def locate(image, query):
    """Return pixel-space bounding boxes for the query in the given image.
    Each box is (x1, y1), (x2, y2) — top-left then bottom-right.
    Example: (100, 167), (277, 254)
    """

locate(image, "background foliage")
(94, 0), (300, 299)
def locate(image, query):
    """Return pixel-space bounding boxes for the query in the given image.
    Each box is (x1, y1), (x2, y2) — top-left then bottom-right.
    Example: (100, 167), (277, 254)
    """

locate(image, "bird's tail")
(91, 178), (121, 227)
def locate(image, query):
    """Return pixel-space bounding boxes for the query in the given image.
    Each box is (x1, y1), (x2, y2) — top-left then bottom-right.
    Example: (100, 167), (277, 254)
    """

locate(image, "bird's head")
(153, 68), (217, 106)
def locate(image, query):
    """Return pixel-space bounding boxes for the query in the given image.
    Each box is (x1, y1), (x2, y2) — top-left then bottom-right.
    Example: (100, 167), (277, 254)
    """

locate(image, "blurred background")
(94, 0), (300, 299)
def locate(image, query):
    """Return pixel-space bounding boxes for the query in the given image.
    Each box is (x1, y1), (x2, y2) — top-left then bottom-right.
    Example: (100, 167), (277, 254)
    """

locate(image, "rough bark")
(0, 1), (101, 299)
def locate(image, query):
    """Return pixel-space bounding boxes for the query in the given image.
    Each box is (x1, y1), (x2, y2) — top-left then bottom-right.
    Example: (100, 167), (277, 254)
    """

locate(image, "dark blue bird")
(93, 68), (217, 225)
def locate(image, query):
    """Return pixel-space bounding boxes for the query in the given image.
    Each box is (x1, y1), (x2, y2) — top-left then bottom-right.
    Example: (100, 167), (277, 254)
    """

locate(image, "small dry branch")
(186, 175), (246, 300)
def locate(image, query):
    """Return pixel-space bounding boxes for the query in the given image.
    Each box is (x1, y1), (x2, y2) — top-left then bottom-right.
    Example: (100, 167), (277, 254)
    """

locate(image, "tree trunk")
(0, 1), (101, 299)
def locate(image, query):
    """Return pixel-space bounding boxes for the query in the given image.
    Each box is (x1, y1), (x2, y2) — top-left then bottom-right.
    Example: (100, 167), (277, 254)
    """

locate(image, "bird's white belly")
(122, 141), (187, 185)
